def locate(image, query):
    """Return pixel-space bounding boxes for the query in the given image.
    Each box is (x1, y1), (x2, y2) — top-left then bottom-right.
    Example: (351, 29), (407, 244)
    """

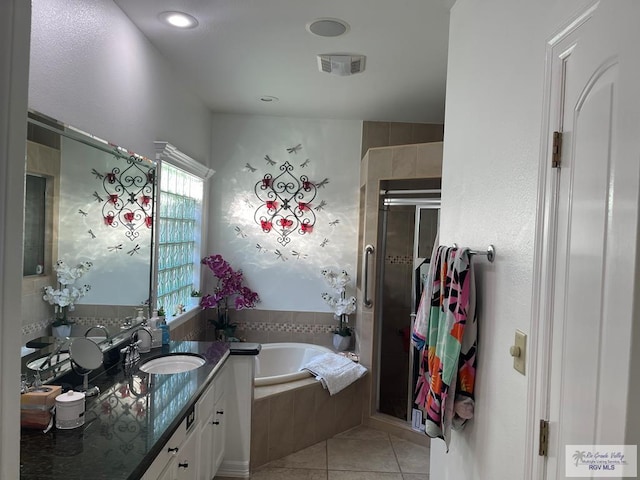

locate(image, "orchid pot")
(52, 324), (72, 338)
(332, 332), (351, 351)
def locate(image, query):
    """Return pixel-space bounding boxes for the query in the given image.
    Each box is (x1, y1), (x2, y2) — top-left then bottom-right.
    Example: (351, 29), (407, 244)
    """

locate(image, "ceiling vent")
(317, 54), (366, 76)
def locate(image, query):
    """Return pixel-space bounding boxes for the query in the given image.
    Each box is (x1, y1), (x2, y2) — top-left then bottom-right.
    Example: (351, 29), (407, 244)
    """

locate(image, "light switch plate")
(513, 330), (526, 375)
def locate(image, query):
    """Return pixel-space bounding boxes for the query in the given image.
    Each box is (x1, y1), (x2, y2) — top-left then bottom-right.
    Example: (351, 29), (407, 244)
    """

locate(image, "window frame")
(153, 141), (215, 326)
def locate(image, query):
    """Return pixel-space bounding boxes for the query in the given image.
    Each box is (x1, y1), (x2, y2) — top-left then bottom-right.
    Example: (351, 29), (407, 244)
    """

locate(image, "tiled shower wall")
(361, 121), (444, 158)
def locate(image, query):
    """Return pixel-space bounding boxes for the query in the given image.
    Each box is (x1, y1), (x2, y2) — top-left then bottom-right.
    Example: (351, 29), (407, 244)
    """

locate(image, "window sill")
(165, 306), (201, 330)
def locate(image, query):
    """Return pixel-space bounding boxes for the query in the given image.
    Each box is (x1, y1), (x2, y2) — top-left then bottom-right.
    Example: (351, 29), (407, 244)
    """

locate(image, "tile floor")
(216, 426), (430, 480)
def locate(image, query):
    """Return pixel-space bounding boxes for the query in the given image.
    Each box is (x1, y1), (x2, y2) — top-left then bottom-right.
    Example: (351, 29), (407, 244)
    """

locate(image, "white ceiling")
(114, 0), (452, 123)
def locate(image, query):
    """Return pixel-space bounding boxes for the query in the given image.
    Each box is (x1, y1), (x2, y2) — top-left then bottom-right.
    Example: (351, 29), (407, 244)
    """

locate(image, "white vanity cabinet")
(143, 363), (228, 480)
(142, 350), (255, 480)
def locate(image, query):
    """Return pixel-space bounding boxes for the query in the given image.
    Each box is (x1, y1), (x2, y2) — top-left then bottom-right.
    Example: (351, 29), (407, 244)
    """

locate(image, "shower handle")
(363, 244), (375, 308)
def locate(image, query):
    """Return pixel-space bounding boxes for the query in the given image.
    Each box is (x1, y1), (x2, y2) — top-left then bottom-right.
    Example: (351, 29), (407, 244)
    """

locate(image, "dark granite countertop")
(20, 340), (231, 480)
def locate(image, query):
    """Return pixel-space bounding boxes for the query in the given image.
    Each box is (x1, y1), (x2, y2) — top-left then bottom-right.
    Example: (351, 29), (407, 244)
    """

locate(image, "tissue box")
(21, 385), (62, 429)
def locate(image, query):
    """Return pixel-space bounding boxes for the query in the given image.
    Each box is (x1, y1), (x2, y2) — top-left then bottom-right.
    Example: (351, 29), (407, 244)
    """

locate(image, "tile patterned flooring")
(216, 426), (430, 480)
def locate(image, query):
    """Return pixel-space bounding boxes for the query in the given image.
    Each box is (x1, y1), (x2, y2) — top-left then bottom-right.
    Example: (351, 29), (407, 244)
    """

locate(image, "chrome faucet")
(121, 316), (134, 329)
(84, 325), (111, 345)
(130, 326), (152, 351)
(121, 327), (151, 368)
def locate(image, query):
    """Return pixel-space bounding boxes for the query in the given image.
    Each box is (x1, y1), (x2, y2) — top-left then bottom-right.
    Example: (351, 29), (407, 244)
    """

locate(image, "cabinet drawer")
(142, 415), (189, 479)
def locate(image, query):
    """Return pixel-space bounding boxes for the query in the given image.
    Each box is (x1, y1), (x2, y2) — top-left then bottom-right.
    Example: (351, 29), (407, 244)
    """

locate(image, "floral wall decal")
(253, 149), (328, 246)
(97, 156), (155, 241)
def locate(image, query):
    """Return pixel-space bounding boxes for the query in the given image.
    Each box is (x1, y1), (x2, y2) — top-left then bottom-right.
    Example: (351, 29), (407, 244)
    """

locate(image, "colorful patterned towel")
(413, 246), (476, 450)
(411, 239), (441, 351)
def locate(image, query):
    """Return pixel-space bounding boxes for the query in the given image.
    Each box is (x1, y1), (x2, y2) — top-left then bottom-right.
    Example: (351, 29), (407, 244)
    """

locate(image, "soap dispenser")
(149, 310), (162, 348)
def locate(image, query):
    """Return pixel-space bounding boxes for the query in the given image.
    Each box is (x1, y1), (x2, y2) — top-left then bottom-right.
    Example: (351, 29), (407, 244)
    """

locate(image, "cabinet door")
(212, 389), (226, 474)
(198, 413), (215, 480)
(157, 460), (176, 480)
(175, 425), (199, 480)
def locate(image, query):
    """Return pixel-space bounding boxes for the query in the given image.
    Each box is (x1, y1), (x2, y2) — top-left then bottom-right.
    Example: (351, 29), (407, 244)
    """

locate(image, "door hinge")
(539, 419), (549, 457)
(552, 131), (562, 168)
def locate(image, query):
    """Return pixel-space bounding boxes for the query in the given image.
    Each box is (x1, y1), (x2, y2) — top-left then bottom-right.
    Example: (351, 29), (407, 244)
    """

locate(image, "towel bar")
(453, 244), (496, 263)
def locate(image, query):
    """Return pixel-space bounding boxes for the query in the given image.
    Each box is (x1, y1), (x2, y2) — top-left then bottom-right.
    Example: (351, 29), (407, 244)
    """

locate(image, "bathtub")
(254, 342), (333, 386)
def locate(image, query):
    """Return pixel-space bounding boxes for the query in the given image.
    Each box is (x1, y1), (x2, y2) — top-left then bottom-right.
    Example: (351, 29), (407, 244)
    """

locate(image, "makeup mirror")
(69, 338), (103, 396)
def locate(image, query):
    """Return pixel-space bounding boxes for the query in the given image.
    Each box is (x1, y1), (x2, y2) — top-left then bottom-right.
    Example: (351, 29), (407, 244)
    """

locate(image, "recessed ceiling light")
(260, 96), (279, 103)
(306, 18), (350, 38)
(158, 11), (199, 29)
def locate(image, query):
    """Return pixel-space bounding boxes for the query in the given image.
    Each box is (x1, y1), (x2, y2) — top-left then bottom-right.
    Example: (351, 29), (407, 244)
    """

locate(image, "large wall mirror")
(22, 111), (156, 342)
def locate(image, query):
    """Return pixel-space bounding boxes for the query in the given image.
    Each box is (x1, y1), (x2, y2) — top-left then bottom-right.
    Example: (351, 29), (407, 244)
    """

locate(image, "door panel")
(545, 2), (640, 478)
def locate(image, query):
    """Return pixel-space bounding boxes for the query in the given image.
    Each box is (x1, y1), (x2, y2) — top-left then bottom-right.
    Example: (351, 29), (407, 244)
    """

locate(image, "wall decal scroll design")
(99, 157), (155, 241)
(254, 160), (320, 246)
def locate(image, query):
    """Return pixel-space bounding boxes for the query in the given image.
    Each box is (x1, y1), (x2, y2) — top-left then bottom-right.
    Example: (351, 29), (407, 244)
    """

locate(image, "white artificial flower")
(43, 260), (92, 308)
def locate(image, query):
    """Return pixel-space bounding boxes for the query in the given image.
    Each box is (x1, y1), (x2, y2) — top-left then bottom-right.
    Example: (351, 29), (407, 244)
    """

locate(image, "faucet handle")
(33, 371), (42, 389)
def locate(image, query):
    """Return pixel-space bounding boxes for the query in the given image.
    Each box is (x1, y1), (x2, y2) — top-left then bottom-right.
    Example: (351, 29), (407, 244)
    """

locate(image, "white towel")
(301, 352), (367, 395)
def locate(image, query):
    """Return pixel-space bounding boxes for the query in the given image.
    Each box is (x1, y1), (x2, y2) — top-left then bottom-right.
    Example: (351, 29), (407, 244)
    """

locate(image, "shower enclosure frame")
(375, 190), (440, 424)
(356, 142), (443, 440)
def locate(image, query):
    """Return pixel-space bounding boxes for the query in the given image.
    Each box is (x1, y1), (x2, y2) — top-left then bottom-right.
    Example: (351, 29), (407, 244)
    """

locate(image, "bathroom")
(4, 1), (640, 480)
(16, 0), (446, 477)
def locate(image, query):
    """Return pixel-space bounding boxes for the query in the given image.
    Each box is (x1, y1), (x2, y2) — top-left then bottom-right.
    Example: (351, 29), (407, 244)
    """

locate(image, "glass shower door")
(377, 203), (439, 422)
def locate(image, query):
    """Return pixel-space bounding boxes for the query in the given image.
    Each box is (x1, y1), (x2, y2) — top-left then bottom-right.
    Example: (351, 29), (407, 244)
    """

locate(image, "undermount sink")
(139, 354), (206, 374)
(27, 353), (70, 370)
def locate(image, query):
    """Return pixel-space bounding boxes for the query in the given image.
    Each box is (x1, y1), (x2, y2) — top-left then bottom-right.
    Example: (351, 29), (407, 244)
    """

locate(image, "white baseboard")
(216, 460), (250, 478)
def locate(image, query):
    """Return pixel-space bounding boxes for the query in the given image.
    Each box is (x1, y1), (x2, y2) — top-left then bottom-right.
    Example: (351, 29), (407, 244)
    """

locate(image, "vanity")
(19, 106), (251, 478)
(20, 340), (259, 479)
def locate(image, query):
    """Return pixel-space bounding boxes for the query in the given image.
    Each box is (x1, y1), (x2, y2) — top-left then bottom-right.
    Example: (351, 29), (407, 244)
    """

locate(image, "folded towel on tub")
(301, 352), (367, 395)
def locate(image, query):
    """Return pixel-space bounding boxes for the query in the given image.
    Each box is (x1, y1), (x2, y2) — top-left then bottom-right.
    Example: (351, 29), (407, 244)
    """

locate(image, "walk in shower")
(356, 141), (443, 433)
(375, 179), (440, 422)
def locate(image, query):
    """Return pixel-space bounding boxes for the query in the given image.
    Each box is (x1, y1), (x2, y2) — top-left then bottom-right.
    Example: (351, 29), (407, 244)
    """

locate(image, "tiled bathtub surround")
(251, 377), (364, 470)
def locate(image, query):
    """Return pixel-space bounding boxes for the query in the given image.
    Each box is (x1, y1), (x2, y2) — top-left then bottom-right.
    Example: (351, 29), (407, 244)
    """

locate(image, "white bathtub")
(254, 342), (333, 386)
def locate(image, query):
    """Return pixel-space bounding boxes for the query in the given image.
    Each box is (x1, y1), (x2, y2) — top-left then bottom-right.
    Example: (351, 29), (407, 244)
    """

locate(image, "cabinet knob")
(178, 462), (189, 469)
(212, 420), (220, 425)
(216, 410), (224, 415)
(167, 447), (179, 454)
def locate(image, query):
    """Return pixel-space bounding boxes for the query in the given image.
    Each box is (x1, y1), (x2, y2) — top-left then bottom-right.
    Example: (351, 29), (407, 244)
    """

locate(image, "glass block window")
(157, 162), (203, 320)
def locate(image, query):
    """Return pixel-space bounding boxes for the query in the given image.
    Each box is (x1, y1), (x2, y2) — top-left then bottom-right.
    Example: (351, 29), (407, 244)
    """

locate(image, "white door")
(544, 2), (640, 479)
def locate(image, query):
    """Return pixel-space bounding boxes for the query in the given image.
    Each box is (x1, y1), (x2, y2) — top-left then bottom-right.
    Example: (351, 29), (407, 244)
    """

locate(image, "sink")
(139, 354), (206, 374)
(27, 353), (70, 370)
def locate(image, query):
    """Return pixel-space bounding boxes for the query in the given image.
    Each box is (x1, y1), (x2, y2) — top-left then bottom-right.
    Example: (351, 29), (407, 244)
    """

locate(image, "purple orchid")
(200, 254), (260, 311)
